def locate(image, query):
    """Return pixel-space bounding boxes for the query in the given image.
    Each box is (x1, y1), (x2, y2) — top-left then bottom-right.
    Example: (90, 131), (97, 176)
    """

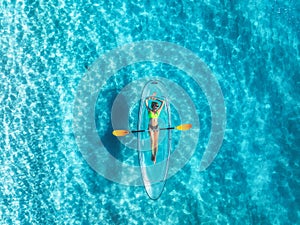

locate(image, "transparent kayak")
(137, 80), (171, 200)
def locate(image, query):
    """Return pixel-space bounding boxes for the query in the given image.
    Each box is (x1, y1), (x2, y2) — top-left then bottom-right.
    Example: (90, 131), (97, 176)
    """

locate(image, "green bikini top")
(148, 111), (159, 119)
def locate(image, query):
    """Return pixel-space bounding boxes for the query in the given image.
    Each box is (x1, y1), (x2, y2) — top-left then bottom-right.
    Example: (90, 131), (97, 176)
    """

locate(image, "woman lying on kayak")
(145, 93), (165, 164)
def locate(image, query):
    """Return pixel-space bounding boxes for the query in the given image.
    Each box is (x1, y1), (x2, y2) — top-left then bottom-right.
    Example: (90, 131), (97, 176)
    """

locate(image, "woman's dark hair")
(151, 101), (159, 108)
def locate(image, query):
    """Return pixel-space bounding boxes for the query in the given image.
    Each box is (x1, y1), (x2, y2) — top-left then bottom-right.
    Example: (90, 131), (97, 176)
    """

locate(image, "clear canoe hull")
(137, 80), (171, 200)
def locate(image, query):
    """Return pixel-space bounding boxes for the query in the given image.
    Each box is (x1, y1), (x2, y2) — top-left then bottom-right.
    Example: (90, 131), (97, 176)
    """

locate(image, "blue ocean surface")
(1, 0), (299, 224)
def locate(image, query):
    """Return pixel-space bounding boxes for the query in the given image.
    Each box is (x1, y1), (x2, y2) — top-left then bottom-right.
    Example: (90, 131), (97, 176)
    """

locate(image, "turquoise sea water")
(1, 0), (299, 224)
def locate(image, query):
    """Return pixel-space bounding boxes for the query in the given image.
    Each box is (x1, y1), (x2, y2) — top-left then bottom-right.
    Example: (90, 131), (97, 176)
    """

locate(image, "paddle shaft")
(131, 127), (175, 133)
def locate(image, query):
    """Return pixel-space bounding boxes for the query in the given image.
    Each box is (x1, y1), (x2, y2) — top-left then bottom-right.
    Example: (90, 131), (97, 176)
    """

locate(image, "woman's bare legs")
(149, 130), (159, 164)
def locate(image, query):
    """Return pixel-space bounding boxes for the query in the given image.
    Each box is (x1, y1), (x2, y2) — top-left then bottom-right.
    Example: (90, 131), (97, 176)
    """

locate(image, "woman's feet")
(151, 151), (157, 164)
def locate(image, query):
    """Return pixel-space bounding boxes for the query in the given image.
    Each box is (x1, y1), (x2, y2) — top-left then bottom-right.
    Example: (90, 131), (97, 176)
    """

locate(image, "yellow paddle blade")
(176, 124), (192, 131)
(112, 130), (130, 136)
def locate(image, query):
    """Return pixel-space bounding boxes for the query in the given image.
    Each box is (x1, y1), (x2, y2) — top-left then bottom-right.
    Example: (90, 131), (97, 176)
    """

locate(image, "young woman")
(145, 93), (165, 164)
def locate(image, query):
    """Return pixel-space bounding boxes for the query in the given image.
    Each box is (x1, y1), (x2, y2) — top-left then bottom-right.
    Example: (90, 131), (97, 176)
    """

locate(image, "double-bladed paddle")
(112, 124), (192, 137)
